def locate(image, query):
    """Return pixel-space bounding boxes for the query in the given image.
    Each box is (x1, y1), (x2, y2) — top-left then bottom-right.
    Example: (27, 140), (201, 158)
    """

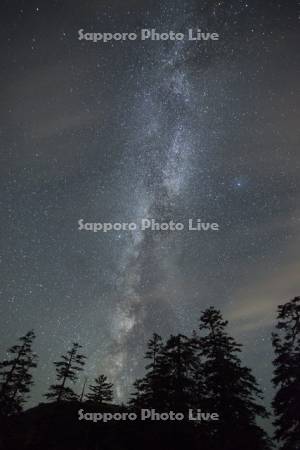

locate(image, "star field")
(1, 0), (299, 417)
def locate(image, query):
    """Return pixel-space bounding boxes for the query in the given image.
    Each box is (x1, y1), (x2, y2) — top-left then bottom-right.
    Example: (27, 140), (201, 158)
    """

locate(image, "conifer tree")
(162, 334), (196, 410)
(130, 333), (196, 411)
(272, 296), (300, 450)
(45, 342), (86, 402)
(130, 333), (168, 409)
(188, 329), (206, 408)
(198, 307), (272, 450)
(0, 330), (38, 416)
(86, 375), (113, 404)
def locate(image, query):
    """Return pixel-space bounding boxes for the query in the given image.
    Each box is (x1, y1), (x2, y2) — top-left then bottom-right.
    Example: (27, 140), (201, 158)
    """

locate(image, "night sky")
(1, 0), (299, 412)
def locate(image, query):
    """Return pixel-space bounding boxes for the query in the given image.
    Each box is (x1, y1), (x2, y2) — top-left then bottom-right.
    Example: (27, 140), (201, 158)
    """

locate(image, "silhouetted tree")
(130, 333), (197, 411)
(86, 375), (113, 404)
(130, 332), (211, 450)
(162, 334), (196, 410)
(0, 330), (37, 416)
(272, 296), (300, 450)
(198, 307), (272, 450)
(45, 342), (86, 402)
(188, 329), (206, 407)
(130, 333), (167, 409)
(145, 333), (163, 368)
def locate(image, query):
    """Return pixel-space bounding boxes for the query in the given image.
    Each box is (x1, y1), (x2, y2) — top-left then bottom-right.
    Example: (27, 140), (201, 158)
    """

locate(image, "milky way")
(1, 0), (299, 412)
(104, 34), (199, 396)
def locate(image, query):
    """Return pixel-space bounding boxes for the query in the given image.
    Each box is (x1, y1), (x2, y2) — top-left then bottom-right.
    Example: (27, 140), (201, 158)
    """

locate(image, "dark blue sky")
(1, 0), (299, 420)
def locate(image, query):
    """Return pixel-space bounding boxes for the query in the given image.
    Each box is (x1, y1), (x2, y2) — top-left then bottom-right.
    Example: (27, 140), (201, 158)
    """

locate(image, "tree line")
(0, 297), (299, 450)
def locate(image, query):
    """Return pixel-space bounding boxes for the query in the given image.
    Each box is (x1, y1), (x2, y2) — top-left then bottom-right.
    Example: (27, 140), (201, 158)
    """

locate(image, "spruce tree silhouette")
(86, 375), (113, 404)
(130, 333), (212, 450)
(131, 333), (197, 411)
(272, 296), (300, 450)
(130, 333), (168, 409)
(0, 330), (37, 416)
(45, 342), (86, 402)
(198, 307), (272, 450)
(189, 329), (207, 408)
(162, 334), (196, 411)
